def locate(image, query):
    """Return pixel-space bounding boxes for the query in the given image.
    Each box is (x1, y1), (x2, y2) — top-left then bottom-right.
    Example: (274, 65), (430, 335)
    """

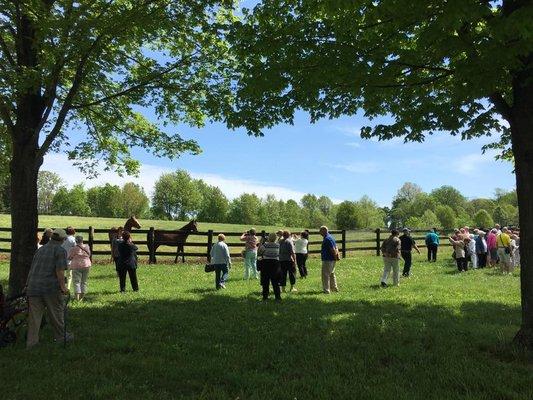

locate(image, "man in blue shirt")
(320, 226), (338, 294)
(425, 228), (440, 262)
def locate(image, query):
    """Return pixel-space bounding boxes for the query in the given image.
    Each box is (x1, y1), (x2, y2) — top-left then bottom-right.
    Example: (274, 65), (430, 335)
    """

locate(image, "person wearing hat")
(399, 228), (420, 277)
(25, 228), (72, 348)
(475, 230), (488, 268)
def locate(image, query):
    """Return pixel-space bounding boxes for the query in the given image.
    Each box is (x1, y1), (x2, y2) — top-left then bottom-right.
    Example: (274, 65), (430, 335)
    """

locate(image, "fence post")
(207, 230), (213, 262)
(341, 229), (346, 259)
(376, 228), (381, 256)
(148, 227), (155, 264)
(261, 230), (266, 244)
(88, 226), (94, 261)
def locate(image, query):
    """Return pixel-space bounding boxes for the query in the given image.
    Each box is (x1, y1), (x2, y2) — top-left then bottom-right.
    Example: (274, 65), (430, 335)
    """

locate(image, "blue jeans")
(214, 264), (228, 289)
(243, 250), (258, 279)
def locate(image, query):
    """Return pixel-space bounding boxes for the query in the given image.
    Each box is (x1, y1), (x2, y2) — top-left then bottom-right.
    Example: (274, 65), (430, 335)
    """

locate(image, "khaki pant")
(381, 257), (400, 286)
(497, 248), (513, 273)
(322, 260), (338, 293)
(27, 292), (65, 348)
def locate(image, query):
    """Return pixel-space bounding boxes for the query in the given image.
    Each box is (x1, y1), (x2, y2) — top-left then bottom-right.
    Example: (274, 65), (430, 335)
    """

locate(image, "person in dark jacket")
(117, 231), (139, 292)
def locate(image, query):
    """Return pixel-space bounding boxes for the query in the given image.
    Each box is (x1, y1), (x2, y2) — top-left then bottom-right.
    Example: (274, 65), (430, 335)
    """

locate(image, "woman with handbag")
(68, 235), (92, 301)
(210, 234), (231, 289)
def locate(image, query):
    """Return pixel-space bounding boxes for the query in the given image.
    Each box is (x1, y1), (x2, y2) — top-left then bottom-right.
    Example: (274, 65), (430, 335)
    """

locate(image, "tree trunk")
(7, 136), (42, 297)
(511, 62), (533, 349)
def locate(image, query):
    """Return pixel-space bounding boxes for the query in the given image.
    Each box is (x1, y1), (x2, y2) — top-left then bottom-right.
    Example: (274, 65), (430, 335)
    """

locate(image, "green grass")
(1, 251), (531, 400)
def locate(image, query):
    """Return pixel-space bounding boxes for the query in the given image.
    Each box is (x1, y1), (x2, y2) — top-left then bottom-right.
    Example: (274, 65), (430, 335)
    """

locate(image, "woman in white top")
(294, 231), (309, 278)
(210, 234), (231, 290)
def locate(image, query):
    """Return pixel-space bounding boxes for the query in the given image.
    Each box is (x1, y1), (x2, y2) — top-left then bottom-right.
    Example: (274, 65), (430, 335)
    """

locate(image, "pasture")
(1, 251), (531, 400)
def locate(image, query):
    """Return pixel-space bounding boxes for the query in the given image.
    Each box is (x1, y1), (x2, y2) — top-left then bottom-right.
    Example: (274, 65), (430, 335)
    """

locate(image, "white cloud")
(326, 161), (381, 174)
(41, 153), (330, 202)
(456, 151), (501, 175)
(345, 142), (362, 148)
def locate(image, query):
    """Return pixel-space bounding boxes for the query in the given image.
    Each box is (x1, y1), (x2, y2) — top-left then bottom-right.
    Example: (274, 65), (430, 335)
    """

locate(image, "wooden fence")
(0, 227), (451, 262)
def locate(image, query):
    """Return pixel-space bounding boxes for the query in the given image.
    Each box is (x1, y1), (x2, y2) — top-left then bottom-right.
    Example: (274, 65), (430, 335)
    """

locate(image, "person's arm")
(240, 233), (247, 241)
(56, 269), (67, 293)
(414, 243), (421, 254)
(225, 244), (231, 266)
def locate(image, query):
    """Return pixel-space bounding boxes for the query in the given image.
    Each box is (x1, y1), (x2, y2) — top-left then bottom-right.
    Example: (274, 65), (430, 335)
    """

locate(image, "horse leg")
(174, 245), (179, 264)
(181, 244), (185, 263)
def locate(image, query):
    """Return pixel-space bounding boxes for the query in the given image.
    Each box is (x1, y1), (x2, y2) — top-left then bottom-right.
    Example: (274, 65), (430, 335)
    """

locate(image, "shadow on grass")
(3, 293), (531, 400)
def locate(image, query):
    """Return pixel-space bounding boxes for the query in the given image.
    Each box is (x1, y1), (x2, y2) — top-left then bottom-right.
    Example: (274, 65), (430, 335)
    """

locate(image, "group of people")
(448, 224), (520, 274)
(379, 224), (521, 287)
(25, 225), (141, 348)
(209, 226), (340, 300)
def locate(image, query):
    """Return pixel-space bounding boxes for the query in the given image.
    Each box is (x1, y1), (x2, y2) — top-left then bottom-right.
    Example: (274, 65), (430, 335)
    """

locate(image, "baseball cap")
(52, 228), (67, 240)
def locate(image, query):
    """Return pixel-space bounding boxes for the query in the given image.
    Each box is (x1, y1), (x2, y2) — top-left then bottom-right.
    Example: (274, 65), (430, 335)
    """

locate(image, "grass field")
(1, 251), (531, 400)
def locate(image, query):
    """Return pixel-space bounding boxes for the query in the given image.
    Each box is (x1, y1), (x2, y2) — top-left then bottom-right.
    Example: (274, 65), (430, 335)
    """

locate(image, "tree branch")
(489, 92), (513, 122)
(0, 29), (16, 67)
(0, 96), (14, 134)
(70, 54), (197, 109)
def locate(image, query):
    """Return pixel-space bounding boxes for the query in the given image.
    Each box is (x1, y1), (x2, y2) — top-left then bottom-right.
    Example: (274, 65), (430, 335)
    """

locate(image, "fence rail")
(0, 226), (452, 262)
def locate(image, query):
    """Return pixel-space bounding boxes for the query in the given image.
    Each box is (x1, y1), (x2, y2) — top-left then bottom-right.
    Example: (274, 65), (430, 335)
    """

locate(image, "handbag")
(204, 264), (216, 273)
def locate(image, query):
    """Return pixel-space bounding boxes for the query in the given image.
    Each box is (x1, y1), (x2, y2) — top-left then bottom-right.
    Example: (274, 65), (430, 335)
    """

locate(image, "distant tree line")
(3, 171), (516, 230)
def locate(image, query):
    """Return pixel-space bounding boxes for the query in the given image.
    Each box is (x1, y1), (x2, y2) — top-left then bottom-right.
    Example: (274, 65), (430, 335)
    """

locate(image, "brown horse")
(148, 220), (198, 264)
(109, 216), (142, 258)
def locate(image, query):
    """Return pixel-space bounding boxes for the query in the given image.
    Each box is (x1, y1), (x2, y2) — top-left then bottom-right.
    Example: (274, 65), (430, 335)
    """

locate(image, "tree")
(228, 193), (261, 225)
(86, 184), (121, 217)
(436, 206), (456, 232)
(317, 195), (334, 217)
(37, 171), (64, 215)
(468, 199), (497, 218)
(419, 210), (440, 229)
(52, 184), (90, 216)
(335, 201), (359, 230)
(282, 199), (303, 228)
(228, 1), (533, 344)
(258, 194), (282, 226)
(1, 1), (237, 296)
(120, 183), (149, 218)
(493, 204), (519, 227)
(495, 189), (518, 207)
(474, 210), (495, 229)
(196, 185), (229, 223)
(354, 196), (385, 229)
(151, 171), (202, 220)
(430, 186), (467, 214)
(395, 183), (423, 204)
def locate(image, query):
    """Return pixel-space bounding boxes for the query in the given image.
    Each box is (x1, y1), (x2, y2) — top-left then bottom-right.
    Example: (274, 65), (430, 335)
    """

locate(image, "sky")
(42, 110), (516, 207)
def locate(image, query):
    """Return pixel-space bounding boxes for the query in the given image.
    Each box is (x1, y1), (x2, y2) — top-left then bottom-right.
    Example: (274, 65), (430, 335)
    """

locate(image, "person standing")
(240, 228), (259, 279)
(39, 228), (53, 246)
(425, 228), (440, 262)
(294, 231), (309, 278)
(486, 229), (498, 267)
(400, 228), (420, 277)
(279, 230), (297, 292)
(257, 233), (282, 300)
(380, 229), (401, 287)
(475, 231), (488, 268)
(449, 236), (468, 272)
(210, 234), (231, 290)
(511, 233), (520, 269)
(111, 226), (124, 274)
(67, 235), (92, 301)
(320, 226), (339, 294)
(467, 232), (478, 269)
(25, 229), (72, 348)
(117, 231), (139, 292)
(62, 226), (76, 290)
(496, 227), (513, 274)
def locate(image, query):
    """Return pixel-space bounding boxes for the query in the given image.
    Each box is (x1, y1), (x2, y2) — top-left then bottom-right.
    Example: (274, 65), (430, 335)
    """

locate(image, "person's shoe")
(290, 286), (298, 292)
(331, 288), (339, 293)
(220, 284), (226, 289)
(275, 297), (282, 302)
(54, 332), (74, 343)
(323, 289), (331, 294)
(380, 282), (387, 288)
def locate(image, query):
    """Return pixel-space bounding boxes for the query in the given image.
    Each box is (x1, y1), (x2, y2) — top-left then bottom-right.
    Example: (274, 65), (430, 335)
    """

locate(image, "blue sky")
(44, 109), (516, 207)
